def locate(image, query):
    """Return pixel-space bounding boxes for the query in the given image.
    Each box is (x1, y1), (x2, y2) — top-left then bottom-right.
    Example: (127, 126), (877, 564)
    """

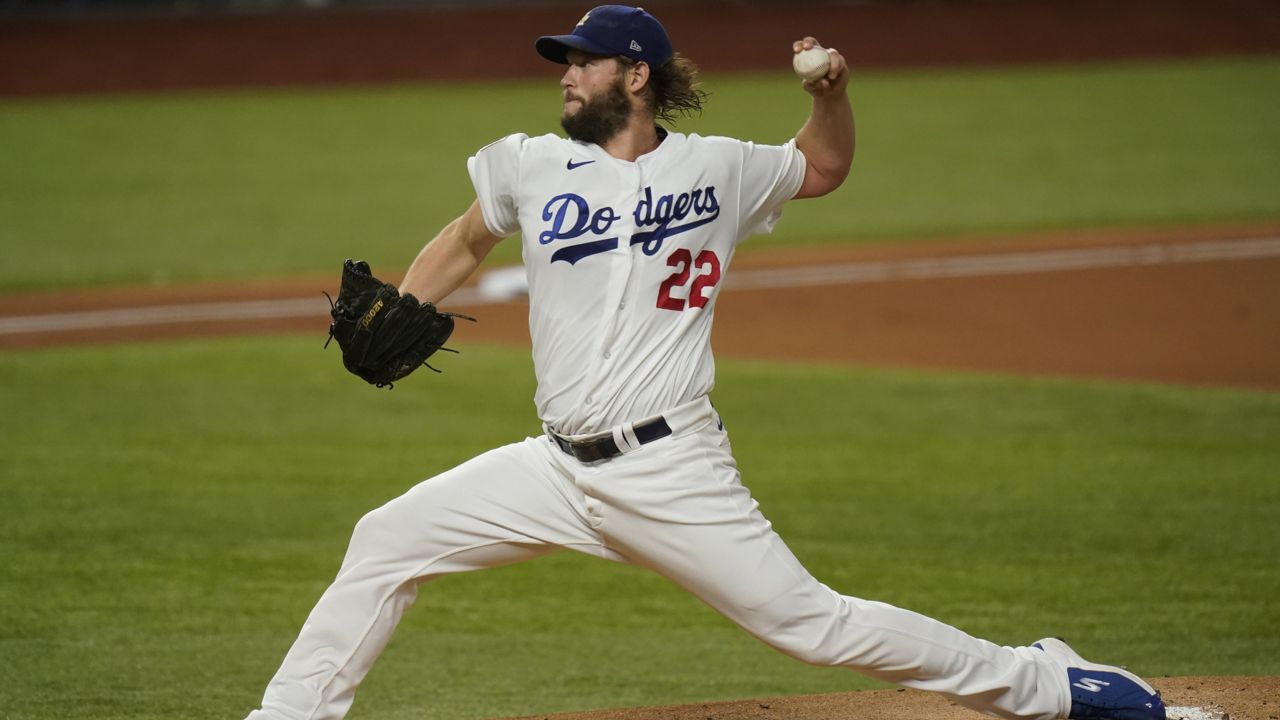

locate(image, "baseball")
(793, 46), (831, 81)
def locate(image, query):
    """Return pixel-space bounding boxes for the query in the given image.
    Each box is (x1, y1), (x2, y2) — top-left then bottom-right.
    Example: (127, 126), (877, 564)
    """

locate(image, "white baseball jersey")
(468, 130), (806, 435)
(247, 129), (1079, 720)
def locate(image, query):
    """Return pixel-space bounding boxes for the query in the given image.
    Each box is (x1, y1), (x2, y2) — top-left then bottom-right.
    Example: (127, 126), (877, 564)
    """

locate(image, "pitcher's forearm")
(400, 200), (504, 304)
(796, 93), (855, 188)
(401, 221), (476, 303)
(791, 38), (854, 199)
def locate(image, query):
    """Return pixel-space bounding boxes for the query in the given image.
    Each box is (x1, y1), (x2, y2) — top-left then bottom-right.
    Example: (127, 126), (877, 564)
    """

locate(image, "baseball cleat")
(1033, 637), (1166, 720)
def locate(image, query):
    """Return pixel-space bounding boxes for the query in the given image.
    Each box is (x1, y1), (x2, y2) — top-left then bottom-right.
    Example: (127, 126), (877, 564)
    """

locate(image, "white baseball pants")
(246, 397), (1070, 720)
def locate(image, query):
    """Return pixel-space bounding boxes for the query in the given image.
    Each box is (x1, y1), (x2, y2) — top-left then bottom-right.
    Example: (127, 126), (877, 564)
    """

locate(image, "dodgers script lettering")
(540, 185), (721, 264)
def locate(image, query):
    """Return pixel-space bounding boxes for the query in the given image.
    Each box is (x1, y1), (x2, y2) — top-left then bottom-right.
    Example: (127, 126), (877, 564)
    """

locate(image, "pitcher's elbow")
(796, 161), (851, 199)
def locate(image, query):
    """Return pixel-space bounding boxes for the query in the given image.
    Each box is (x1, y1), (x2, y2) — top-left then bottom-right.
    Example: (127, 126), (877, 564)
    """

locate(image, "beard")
(560, 75), (632, 145)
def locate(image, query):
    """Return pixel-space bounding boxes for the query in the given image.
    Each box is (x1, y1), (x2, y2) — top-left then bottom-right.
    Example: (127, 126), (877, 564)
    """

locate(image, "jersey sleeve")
(467, 133), (528, 238)
(739, 138), (807, 238)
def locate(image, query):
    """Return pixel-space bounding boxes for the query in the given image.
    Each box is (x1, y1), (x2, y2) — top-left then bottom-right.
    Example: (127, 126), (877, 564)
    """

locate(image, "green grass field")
(1, 56), (1278, 291)
(1, 339), (1278, 719)
(2, 52), (1279, 720)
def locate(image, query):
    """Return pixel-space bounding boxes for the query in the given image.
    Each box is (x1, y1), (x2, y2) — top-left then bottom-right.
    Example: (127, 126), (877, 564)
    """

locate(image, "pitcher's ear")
(628, 61), (651, 93)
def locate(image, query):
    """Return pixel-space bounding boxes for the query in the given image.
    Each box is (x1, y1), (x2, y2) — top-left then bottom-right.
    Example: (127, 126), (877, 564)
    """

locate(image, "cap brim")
(535, 34), (617, 64)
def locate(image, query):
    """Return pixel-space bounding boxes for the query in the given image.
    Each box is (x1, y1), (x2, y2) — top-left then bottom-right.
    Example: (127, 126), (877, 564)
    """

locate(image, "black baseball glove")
(325, 259), (473, 388)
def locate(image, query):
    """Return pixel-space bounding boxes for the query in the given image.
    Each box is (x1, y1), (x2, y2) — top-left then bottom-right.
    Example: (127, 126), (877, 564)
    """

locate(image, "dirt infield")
(507, 676), (1280, 720)
(4, 223), (1279, 392)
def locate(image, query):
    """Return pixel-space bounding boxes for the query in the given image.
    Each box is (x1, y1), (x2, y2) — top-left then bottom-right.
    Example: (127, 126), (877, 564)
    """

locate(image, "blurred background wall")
(3, 0), (1279, 97)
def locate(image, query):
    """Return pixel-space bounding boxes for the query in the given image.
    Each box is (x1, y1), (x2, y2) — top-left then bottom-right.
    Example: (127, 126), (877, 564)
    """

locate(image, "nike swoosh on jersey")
(566, 159), (596, 170)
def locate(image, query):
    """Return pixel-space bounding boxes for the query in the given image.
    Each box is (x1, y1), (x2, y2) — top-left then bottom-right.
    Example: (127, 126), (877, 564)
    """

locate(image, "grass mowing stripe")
(1, 56), (1278, 292)
(1, 338), (1277, 719)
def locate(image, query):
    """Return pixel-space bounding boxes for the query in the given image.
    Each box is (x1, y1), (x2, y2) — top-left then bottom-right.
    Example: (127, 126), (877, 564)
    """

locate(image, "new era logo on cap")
(535, 4), (674, 67)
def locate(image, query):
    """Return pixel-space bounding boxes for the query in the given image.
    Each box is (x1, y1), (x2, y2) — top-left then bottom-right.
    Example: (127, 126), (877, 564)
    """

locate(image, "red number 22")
(657, 249), (721, 311)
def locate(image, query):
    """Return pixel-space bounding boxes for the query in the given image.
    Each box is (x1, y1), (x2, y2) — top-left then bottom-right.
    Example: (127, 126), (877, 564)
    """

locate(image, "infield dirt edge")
(498, 676), (1279, 720)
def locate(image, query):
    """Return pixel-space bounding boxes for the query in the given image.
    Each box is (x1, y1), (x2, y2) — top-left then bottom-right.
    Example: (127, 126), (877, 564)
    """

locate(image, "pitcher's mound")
(504, 676), (1276, 720)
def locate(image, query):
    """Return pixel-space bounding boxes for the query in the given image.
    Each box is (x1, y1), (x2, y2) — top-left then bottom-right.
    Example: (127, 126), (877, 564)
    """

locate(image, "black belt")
(549, 416), (673, 463)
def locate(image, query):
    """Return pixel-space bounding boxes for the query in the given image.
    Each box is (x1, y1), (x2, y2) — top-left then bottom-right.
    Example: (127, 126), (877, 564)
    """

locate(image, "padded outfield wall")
(3, 0), (1280, 96)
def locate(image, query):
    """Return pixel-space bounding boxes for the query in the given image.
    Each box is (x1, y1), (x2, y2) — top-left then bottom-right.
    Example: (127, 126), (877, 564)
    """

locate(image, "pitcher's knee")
(735, 589), (858, 667)
(769, 633), (849, 667)
(748, 599), (861, 667)
(347, 500), (417, 561)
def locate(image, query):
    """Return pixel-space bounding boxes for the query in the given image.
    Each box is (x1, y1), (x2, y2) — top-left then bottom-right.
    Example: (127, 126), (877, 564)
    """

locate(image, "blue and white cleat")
(1033, 637), (1166, 720)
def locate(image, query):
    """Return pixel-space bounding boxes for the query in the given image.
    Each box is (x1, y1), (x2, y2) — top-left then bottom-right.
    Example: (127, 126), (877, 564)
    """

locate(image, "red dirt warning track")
(2, 223), (1278, 392)
(4, 0), (1279, 97)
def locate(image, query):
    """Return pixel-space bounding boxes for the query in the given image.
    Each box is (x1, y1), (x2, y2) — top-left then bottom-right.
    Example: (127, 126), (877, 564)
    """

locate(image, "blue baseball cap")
(536, 5), (674, 68)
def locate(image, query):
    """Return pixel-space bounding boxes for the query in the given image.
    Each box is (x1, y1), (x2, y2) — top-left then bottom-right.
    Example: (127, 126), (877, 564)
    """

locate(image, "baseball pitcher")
(245, 6), (1165, 720)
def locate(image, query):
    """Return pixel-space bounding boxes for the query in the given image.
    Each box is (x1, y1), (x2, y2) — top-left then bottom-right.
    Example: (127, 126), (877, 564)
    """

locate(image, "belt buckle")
(574, 440), (610, 464)
(550, 429), (614, 463)
(551, 416), (672, 464)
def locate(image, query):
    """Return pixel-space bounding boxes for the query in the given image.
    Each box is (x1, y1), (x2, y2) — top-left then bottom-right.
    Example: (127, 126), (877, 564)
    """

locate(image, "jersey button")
(585, 396), (594, 405)
(603, 351), (611, 359)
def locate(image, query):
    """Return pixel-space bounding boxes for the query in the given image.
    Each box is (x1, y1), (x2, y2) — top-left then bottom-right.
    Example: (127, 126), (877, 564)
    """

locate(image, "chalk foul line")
(1, 237), (1277, 336)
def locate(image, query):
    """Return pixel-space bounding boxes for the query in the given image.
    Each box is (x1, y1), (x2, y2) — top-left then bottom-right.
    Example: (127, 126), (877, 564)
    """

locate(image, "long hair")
(619, 53), (709, 125)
